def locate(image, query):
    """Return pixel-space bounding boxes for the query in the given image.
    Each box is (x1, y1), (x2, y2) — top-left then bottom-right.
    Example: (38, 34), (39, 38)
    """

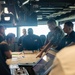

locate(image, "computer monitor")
(33, 52), (55, 75)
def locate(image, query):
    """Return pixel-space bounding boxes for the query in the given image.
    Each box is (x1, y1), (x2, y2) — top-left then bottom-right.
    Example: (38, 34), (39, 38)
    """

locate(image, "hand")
(36, 51), (43, 58)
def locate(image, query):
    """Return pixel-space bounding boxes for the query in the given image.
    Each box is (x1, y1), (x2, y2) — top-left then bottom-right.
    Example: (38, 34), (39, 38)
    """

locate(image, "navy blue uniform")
(56, 31), (75, 51)
(23, 34), (42, 51)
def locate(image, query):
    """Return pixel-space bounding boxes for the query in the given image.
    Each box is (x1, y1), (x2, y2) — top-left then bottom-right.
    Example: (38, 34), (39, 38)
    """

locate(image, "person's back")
(49, 45), (75, 75)
(0, 42), (11, 75)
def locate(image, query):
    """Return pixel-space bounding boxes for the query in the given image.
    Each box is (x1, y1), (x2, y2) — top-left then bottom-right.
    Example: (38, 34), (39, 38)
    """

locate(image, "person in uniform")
(23, 28), (42, 51)
(18, 28), (26, 51)
(36, 18), (64, 58)
(56, 21), (75, 50)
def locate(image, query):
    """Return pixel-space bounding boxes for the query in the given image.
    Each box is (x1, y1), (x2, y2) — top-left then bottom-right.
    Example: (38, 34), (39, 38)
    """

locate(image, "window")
(19, 25), (50, 37)
(5, 27), (17, 37)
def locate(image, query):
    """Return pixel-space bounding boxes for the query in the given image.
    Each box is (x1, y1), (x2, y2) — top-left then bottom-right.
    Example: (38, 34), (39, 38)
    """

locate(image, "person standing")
(18, 28), (26, 51)
(56, 21), (75, 50)
(36, 18), (64, 58)
(23, 28), (42, 51)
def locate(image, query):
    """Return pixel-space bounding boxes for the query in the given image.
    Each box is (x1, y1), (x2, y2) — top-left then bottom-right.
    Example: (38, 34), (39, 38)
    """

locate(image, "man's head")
(47, 18), (57, 31)
(6, 33), (15, 44)
(0, 25), (5, 34)
(28, 28), (33, 35)
(63, 21), (73, 34)
(22, 28), (26, 35)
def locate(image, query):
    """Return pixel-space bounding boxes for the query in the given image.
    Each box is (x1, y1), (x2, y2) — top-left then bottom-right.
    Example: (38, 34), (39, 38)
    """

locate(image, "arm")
(36, 34), (55, 58)
(36, 33), (51, 57)
(5, 50), (12, 59)
(36, 27), (64, 58)
(36, 42), (56, 58)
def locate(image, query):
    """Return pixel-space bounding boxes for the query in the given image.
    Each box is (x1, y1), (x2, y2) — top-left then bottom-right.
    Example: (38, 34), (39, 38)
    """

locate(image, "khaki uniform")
(49, 45), (75, 75)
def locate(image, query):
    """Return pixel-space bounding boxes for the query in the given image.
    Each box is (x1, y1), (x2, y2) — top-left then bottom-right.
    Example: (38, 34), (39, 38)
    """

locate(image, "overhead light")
(42, 13), (50, 14)
(69, 6), (75, 9)
(35, 10), (39, 12)
(35, 0), (39, 1)
(37, 17), (42, 20)
(63, 8), (70, 10)
(22, 0), (29, 6)
(4, 17), (10, 21)
(39, 10), (55, 12)
(40, 7), (63, 9)
(37, 15), (42, 20)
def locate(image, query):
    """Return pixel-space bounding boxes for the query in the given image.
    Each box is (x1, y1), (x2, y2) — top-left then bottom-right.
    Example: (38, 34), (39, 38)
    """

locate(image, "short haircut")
(47, 18), (56, 25)
(64, 21), (74, 28)
(28, 28), (33, 31)
(23, 28), (26, 31)
(6, 33), (15, 41)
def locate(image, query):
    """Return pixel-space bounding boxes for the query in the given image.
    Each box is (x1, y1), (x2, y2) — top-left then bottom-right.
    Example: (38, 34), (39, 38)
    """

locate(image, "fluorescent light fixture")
(35, 0), (39, 1)
(37, 15), (42, 20)
(22, 0), (29, 6)
(37, 18), (42, 20)
(35, 10), (39, 12)
(4, 17), (10, 21)
(39, 10), (55, 12)
(69, 6), (75, 9)
(42, 13), (49, 14)
(63, 8), (70, 10)
(40, 7), (63, 9)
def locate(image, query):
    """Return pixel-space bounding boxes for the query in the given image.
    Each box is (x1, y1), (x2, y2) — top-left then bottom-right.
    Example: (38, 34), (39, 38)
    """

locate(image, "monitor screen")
(33, 53), (55, 75)
(5, 27), (17, 37)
